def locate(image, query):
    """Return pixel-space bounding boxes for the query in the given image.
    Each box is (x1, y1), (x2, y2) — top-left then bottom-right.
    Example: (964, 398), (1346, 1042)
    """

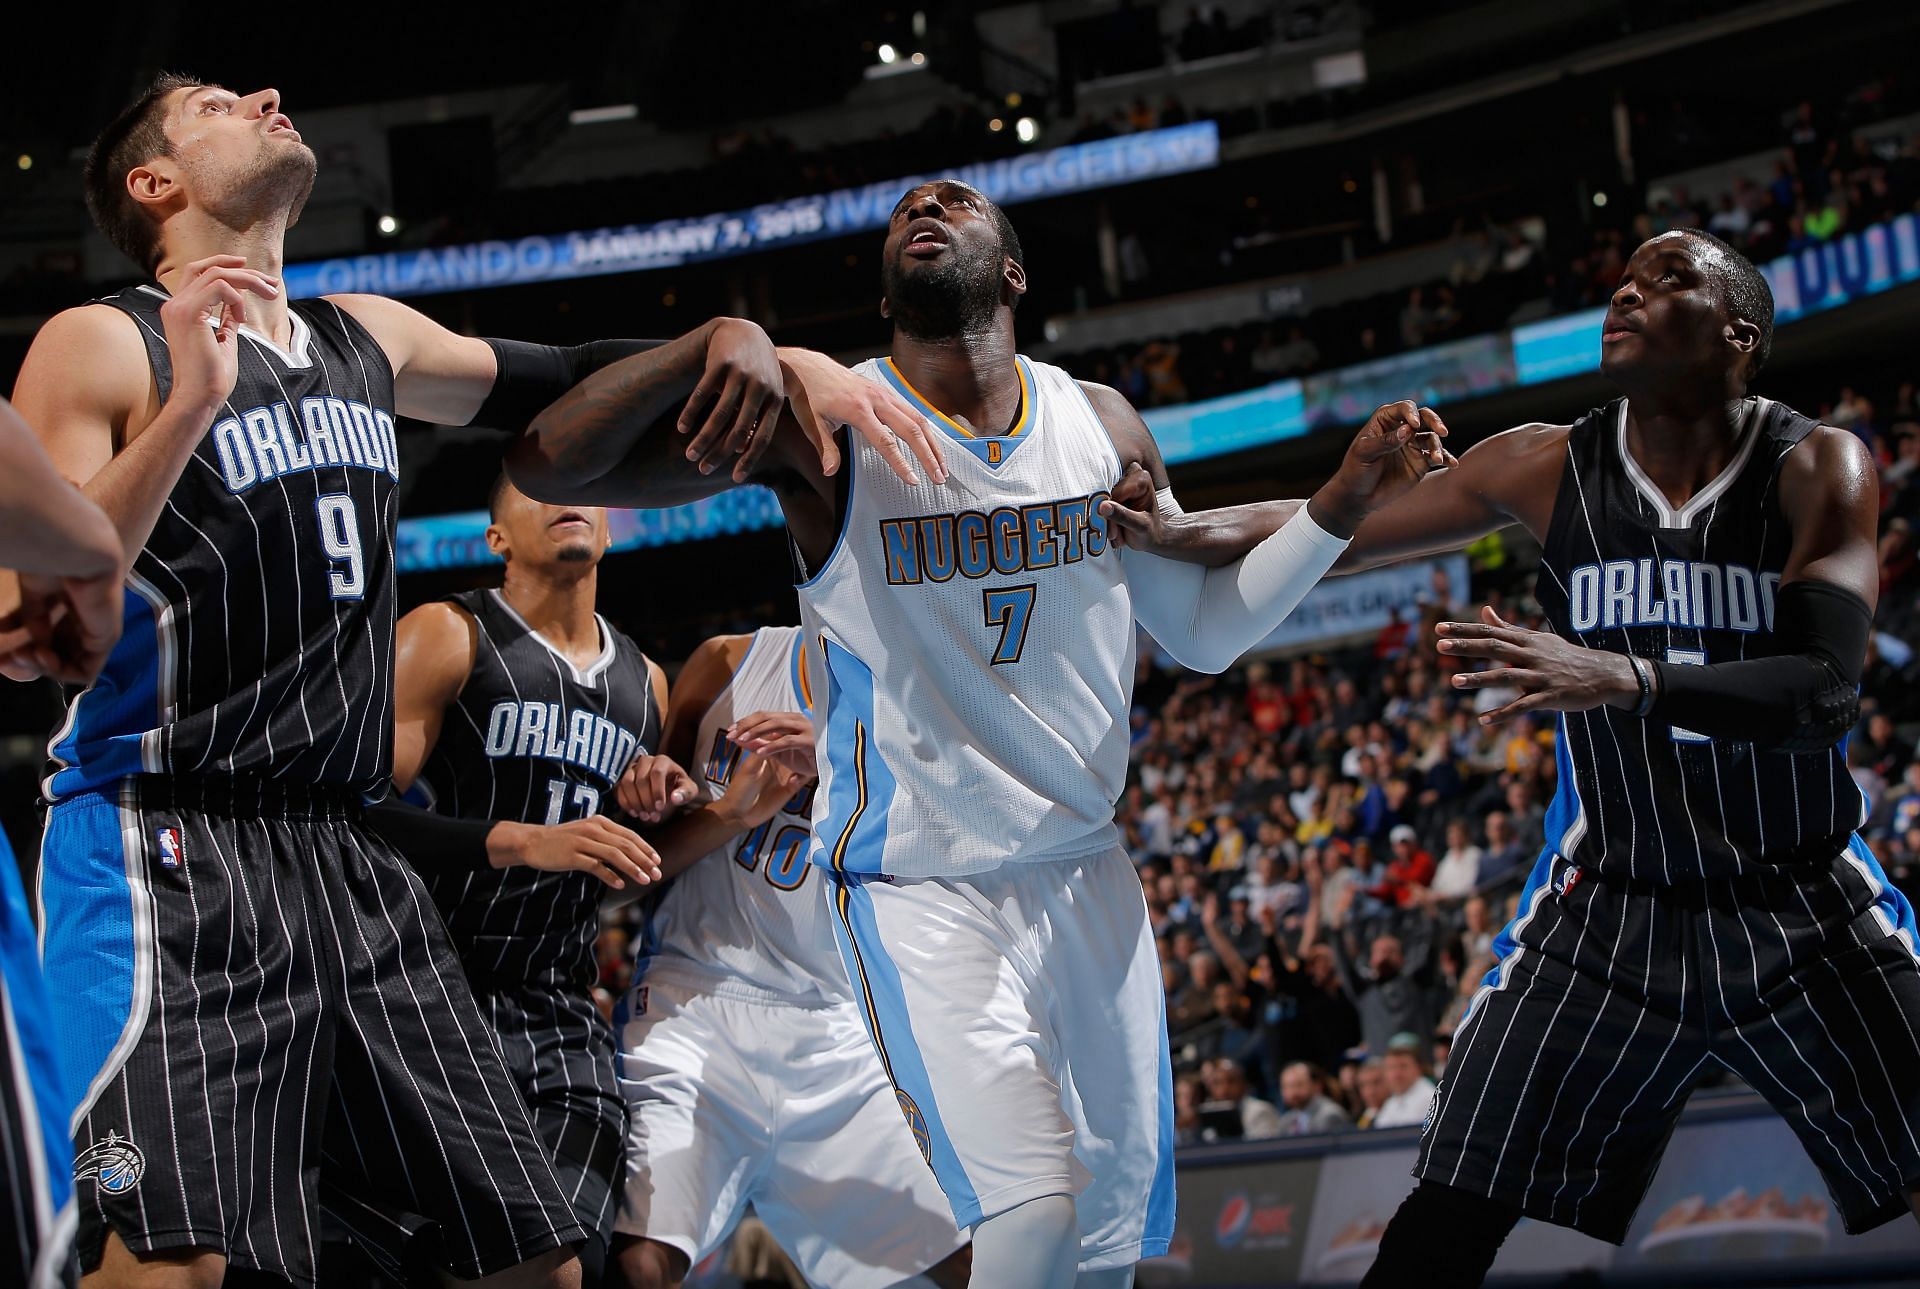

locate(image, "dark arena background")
(5, 1), (1920, 1286)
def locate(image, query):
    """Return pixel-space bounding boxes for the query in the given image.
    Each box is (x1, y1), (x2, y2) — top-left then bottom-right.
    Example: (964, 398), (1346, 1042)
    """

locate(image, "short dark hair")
(1674, 227), (1775, 379)
(84, 72), (205, 271)
(487, 470), (514, 521)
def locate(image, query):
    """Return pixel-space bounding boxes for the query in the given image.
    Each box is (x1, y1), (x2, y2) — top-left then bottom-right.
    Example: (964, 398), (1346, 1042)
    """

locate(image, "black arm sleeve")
(467, 338), (669, 431)
(1646, 579), (1870, 753)
(364, 797), (499, 871)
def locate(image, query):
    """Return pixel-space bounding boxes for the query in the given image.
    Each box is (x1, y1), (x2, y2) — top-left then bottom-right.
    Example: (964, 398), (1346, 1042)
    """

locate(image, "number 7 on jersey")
(983, 584), (1037, 665)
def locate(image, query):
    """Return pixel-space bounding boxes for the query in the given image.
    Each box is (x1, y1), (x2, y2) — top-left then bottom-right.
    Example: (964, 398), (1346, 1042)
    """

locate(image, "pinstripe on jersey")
(1532, 396), (1862, 881)
(413, 588), (658, 993)
(45, 285), (400, 802)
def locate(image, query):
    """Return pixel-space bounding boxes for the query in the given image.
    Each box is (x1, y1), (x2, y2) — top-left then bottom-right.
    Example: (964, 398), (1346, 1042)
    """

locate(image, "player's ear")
(483, 523), (508, 559)
(1003, 257), (1027, 304)
(125, 157), (179, 214)
(879, 294), (891, 321)
(1725, 317), (1761, 369)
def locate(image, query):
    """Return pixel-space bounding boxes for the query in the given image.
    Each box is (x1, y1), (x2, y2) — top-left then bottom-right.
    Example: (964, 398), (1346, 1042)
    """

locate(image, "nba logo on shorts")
(1552, 862), (1581, 898)
(155, 827), (185, 870)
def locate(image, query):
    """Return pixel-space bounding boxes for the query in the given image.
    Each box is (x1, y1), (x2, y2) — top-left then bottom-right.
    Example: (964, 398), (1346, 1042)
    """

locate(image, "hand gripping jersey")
(797, 356), (1132, 877)
(47, 285), (400, 800)
(1532, 396), (1865, 881)
(636, 626), (842, 1006)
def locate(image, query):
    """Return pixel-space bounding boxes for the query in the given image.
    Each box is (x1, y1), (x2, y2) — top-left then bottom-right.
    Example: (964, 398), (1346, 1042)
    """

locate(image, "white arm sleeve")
(1122, 506), (1350, 674)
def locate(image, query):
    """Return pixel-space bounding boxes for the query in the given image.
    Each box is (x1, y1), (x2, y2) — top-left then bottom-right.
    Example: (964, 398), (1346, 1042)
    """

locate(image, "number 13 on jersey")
(983, 584), (1037, 665)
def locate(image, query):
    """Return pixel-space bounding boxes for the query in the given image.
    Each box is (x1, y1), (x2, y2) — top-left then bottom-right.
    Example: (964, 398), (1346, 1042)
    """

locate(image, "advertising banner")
(284, 123), (1221, 300)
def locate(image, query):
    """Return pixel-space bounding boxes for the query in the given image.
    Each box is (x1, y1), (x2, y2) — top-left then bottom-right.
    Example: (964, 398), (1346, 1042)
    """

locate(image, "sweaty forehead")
(1635, 234), (1709, 273)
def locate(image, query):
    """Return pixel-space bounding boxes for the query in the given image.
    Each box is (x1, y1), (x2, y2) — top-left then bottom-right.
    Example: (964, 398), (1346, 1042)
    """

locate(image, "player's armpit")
(390, 601), (479, 792)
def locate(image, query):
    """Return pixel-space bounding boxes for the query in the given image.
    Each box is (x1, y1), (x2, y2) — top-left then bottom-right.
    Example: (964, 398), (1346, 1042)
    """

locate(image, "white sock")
(969, 1195), (1080, 1289)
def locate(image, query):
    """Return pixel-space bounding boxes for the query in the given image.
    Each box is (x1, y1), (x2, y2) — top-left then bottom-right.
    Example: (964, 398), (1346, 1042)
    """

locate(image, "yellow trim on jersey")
(796, 645), (814, 712)
(883, 356), (1031, 440)
(829, 720), (870, 872)
(835, 882), (899, 1085)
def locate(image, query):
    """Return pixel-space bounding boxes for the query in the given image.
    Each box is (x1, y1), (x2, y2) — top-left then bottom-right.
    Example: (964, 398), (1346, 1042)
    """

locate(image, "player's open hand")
(1310, 401), (1455, 537)
(0, 567), (122, 685)
(1438, 604), (1639, 725)
(493, 816), (663, 890)
(615, 753), (700, 823)
(778, 347), (948, 487)
(727, 709), (817, 780)
(678, 318), (788, 481)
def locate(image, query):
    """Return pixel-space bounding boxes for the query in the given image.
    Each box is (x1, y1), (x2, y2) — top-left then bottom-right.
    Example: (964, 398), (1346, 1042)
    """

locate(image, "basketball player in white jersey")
(506, 179), (1446, 1288)
(609, 625), (968, 1289)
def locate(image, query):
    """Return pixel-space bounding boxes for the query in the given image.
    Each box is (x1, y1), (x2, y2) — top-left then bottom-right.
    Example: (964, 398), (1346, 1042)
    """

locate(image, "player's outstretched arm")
(1100, 400), (1454, 567)
(1090, 387), (1453, 673)
(1441, 426), (1878, 753)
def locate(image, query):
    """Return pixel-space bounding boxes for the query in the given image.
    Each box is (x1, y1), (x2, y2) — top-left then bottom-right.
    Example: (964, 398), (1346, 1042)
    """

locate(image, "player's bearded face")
(882, 232), (1007, 340)
(174, 116), (317, 228)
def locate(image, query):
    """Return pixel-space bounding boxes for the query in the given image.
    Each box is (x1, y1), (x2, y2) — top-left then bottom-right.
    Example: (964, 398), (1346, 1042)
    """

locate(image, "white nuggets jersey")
(798, 356), (1133, 878)
(637, 627), (843, 1007)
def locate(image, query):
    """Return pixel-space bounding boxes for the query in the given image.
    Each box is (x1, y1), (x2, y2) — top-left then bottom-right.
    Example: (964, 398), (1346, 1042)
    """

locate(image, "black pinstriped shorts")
(43, 777), (586, 1286)
(1416, 848), (1920, 1243)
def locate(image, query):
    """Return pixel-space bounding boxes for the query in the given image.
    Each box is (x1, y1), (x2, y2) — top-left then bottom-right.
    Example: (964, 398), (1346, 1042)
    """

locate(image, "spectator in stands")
(1204, 1058), (1284, 1140)
(1371, 825), (1436, 907)
(1354, 1059), (1389, 1129)
(1173, 1073), (1206, 1147)
(1429, 819), (1484, 900)
(1277, 1062), (1353, 1137)
(1372, 1033), (1439, 1129)
(1312, 858), (1441, 1056)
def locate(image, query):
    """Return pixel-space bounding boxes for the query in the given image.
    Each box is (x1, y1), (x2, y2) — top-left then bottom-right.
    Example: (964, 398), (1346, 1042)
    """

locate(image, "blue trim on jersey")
(38, 790), (139, 1129)
(830, 874), (983, 1228)
(1142, 970), (1178, 1259)
(795, 427), (857, 591)
(1844, 833), (1920, 960)
(875, 356), (1042, 469)
(0, 828), (75, 1214)
(811, 639), (897, 874)
(48, 587), (160, 800)
(1541, 715), (1583, 855)
(1473, 844), (1559, 1010)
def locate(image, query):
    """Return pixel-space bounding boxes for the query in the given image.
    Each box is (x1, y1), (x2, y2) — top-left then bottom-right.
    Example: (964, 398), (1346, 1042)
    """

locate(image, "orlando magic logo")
(76, 1130), (146, 1194)
(895, 1089), (933, 1166)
